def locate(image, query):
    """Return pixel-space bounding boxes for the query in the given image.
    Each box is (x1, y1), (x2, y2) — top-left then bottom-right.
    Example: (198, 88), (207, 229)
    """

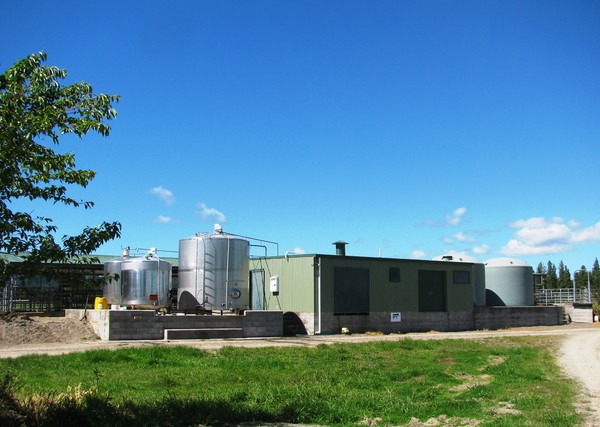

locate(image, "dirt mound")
(0, 313), (99, 347)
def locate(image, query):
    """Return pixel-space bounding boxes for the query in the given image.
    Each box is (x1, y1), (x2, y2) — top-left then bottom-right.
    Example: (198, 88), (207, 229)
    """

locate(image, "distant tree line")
(536, 258), (600, 291)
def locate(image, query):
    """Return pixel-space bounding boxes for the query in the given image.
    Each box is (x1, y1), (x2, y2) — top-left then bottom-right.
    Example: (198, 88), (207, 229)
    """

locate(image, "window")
(453, 270), (470, 284)
(389, 267), (401, 282)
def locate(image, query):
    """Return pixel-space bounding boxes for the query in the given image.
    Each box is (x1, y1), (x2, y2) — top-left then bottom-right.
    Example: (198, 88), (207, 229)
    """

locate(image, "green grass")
(0, 337), (581, 426)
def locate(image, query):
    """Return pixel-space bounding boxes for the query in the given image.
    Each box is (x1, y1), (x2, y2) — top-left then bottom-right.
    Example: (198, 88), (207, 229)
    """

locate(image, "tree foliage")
(0, 52), (121, 283)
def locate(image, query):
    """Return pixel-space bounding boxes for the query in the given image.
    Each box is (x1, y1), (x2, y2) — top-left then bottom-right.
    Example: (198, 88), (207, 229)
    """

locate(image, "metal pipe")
(250, 244), (268, 257)
(588, 271), (591, 303)
(316, 257), (322, 335)
(225, 236), (231, 310)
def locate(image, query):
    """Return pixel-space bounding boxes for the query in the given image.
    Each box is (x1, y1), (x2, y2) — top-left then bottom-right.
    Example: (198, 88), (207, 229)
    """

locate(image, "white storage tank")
(178, 226), (250, 312)
(103, 248), (172, 307)
(432, 254), (486, 307)
(485, 257), (534, 306)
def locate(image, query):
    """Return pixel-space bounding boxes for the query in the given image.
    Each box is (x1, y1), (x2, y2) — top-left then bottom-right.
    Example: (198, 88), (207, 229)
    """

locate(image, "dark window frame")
(389, 267), (401, 283)
(453, 270), (470, 284)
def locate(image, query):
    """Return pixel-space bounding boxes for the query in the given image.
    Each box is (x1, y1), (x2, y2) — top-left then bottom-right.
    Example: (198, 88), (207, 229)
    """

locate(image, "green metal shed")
(249, 254), (481, 335)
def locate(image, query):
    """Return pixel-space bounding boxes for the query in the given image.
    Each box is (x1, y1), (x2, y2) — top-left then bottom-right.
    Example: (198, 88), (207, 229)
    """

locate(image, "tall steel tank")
(432, 254), (486, 307)
(178, 226), (250, 311)
(484, 257), (534, 306)
(103, 248), (172, 307)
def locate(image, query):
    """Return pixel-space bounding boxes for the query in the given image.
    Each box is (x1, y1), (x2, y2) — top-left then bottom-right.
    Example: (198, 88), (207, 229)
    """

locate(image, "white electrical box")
(270, 276), (279, 294)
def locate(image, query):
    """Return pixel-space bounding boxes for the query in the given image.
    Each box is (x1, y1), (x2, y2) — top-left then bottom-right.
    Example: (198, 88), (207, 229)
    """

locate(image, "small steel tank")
(103, 248), (172, 307)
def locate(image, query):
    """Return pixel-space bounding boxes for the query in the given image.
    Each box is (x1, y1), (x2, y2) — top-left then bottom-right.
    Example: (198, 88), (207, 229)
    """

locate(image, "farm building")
(1, 228), (565, 339)
(247, 246), (560, 335)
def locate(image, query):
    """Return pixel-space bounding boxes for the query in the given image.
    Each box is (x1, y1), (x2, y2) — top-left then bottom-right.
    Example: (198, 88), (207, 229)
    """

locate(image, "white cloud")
(150, 186), (175, 206)
(571, 222), (600, 243)
(419, 207), (467, 228)
(443, 236), (454, 244)
(473, 244), (490, 255)
(198, 202), (226, 223)
(292, 247), (306, 254)
(157, 215), (173, 223)
(500, 239), (568, 256)
(446, 207), (466, 226)
(411, 250), (428, 259)
(500, 217), (600, 256)
(453, 232), (475, 242)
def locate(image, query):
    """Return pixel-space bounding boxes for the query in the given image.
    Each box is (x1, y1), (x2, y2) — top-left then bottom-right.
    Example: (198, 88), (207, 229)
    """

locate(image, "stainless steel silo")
(484, 257), (534, 306)
(178, 228), (250, 312)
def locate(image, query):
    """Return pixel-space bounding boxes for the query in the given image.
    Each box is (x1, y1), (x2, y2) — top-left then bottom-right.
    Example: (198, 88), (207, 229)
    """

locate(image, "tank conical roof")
(485, 257), (530, 267)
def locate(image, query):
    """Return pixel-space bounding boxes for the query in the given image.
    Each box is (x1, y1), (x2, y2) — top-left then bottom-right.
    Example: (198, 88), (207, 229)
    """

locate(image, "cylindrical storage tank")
(484, 257), (534, 306)
(178, 231), (250, 311)
(120, 256), (172, 306)
(432, 254), (486, 307)
(103, 256), (126, 305)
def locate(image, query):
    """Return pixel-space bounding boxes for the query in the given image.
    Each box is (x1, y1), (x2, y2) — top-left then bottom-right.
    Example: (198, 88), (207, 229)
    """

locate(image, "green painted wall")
(248, 255), (316, 312)
(250, 255), (477, 314)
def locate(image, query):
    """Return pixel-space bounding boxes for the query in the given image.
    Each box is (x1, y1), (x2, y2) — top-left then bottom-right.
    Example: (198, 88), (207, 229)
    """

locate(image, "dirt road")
(559, 328), (600, 426)
(1, 320), (599, 425)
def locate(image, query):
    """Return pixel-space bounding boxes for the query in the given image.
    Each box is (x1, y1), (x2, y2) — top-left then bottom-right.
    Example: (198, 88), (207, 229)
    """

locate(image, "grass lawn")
(0, 337), (580, 426)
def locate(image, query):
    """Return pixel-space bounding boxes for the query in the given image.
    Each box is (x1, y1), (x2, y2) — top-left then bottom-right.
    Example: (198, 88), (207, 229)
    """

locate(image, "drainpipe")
(316, 256), (322, 335)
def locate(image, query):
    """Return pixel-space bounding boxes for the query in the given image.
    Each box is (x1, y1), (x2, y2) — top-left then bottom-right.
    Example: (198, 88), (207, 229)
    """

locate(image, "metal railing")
(535, 288), (592, 306)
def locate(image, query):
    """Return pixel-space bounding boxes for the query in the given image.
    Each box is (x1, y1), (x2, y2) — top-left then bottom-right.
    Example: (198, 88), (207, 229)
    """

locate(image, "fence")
(534, 288), (593, 306)
(1, 283), (102, 312)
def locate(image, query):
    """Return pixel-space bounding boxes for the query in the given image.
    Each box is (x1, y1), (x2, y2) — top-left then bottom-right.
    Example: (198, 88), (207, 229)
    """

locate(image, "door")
(418, 270), (446, 312)
(250, 269), (265, 310)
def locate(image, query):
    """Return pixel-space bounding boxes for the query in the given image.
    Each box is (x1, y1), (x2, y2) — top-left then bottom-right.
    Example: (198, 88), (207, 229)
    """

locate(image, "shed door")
(250, 269), (265, 310)
(418, 270), (446, 312)
(334, 267), (370, 315)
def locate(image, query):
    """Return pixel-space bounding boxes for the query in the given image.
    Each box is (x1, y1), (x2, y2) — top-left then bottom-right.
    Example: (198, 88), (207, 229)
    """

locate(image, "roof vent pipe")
(333, 241), (348, 256)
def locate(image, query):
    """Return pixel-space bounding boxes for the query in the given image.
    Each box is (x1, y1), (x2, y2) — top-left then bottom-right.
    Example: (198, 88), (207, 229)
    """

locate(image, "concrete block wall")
(322, 311), (475, 335)
(66, 309), (283, 341)
(474, 306), (563, 329)
(107, 310), (164, 340)
(318, 306), (563, 335)
(161, 314), (243, 330)
(243, 311), (283, 337)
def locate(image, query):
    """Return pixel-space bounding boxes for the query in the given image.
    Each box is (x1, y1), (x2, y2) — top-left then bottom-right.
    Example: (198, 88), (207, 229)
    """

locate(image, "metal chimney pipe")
(332, 241), (348, 256)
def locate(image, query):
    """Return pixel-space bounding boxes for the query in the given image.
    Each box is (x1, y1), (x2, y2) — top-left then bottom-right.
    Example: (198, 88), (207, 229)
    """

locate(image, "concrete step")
(164, 328), (243, 340)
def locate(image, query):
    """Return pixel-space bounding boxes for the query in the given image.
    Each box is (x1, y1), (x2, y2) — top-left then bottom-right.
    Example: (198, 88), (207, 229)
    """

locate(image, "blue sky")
(3, 0), (600, 271)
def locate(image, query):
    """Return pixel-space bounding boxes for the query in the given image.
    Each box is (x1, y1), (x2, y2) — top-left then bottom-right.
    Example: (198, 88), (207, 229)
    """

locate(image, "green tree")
(545, 261), (558, 289)
(0, 52), (121, 284)
(592, 258), (600, 296)
(574, 265), (589, 289)
(557, 261), (571, 289)
(535, 262), (547, 288)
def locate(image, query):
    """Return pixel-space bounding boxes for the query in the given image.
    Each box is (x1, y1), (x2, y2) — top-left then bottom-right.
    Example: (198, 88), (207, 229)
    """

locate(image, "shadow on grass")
(1, 382), (299, 427)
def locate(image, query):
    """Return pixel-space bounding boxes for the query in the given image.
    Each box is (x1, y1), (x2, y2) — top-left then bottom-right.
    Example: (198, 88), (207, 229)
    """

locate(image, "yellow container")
(94, 297), (108, 310)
